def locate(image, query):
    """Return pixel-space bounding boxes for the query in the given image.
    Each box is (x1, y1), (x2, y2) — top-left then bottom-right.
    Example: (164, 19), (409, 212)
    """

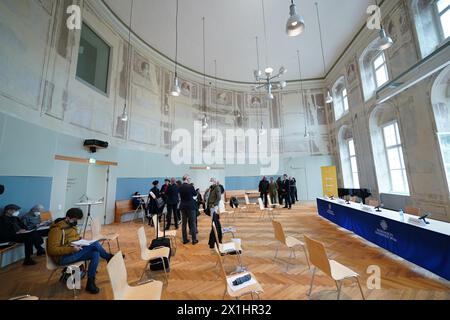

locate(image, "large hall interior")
(0, 0), (449, 302)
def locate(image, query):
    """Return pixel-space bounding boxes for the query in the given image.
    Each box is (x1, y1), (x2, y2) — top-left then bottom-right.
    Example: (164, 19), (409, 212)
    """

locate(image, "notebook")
(71, 239), (96, 247)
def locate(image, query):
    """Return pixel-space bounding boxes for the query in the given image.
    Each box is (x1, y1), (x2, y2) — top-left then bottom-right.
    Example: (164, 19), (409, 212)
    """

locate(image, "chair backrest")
(212, 222), (220, 251)
(219, 200), (226, 212)
(368, 200), (379, 207)
(214, 244), (228, 286)
(40, 211), (52, 222)
(45, 238), (58, 271)
(303, 235), (331, 278)
(91, 217), (102, 239)
(257, 198), (265, 210)
(106, 251), (128, 300)
(404, 206), (421, 216)
(244, 194), (251, 205)
(151, 215), (160, 234)
(137, 227), (148, 260)
(267, 196), (273, 207)
(272, 220), (286, 245)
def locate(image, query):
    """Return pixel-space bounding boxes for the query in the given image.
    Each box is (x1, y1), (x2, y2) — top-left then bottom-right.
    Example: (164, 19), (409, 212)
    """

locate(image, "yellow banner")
(321, 166), (338, 197)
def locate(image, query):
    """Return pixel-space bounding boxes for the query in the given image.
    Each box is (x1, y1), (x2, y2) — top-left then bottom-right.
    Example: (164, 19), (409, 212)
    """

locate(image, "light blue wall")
(0, 176), (52, 213)
(116, 177), (169, 201)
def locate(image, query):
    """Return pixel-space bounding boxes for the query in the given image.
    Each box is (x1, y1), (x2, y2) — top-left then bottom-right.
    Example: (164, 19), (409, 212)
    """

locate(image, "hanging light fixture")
(121, 0), (134, 122)
(374, 0), (393, 51)
(253, 1), (287, 100)
(315, 2), (333, 104)
(296, 50), (309, 138)
(286, 0), (305, 37)
(201, 17), (208, 130)
(170, 0), (181, 96)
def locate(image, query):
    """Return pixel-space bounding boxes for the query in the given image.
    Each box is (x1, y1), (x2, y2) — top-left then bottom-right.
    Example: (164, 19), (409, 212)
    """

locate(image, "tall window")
(382, 122), (409, 193)
(76, 23), (111, 94)
(436, 0), (450, 39)
(348, 139), (360, 188)
(373, 53), (389, 88)
(332, 77), (349, 120)
(437, 132), (450, 185)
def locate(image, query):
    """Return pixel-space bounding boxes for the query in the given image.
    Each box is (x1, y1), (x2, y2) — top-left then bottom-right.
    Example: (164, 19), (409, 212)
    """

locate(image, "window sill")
(380, 192), (410, 197)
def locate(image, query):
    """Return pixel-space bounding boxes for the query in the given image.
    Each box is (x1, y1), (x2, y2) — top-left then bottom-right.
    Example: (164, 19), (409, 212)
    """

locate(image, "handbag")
(156, 198), (165, 209)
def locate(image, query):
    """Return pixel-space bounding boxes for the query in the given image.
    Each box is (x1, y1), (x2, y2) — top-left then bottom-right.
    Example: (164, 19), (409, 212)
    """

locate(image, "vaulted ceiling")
(103, 0), (372, 83)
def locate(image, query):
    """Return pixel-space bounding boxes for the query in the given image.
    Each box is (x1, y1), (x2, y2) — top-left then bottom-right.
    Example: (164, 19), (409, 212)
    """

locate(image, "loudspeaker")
(83, 139), (108, 153)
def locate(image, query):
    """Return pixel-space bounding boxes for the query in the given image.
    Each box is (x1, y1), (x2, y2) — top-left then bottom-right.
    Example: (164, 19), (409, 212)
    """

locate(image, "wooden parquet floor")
(0, 202), (449, 300)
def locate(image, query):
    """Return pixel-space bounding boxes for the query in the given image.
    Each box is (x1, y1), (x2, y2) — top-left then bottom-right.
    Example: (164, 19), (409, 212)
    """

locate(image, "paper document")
(71, 239), (96, 247)
(227, 272), (257, 292)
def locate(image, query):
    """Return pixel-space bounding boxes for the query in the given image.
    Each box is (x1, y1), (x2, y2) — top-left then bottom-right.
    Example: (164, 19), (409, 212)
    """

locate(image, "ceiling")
(103, 0), (372, 83)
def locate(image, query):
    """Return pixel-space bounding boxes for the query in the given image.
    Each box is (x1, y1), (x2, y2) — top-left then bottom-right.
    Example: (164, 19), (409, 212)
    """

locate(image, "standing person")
(207, 178), (222, 249)
(0, 204), (45, 265)
(282, 174), (292, 209)
(165, 178), (179, 230)
(289, 176), (296, 205)
(160, 179), (170, 215)
(47, 208), (114, 294)
(148, 180), (161, 226)
(258, 176), (269, 208)
(179, 175), (198, 245)
(269, 177), (278, 205)
(176, 180), (182, 226)
(276, 177), (284, 206)
(293, 177), (299, 202)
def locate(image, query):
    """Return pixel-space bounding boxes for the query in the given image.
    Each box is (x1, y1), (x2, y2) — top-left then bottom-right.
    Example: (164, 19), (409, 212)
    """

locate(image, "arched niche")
(338, 125), (355, 188)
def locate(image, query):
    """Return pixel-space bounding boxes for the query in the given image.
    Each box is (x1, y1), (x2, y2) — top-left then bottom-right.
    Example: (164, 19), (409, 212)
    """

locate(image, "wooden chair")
(304, 235), (365, 300)
(272, 220), (310, 271)
(107, 251), (163, 300)
(45, 245), (84, 298)
(114, 200), (135, 223)
(404, 207), (421, 216)
(244, 194), (258, 208)
(91, 217), (120, 254)
(137, 227), (170, 284)
(212, 222), (244, 272)
(267, 196), (281, 208)
(258, 198), (275, 221)
(214, 244), (263, 300)
(151, 214), (177, 254)
(219, 201), (235, 223)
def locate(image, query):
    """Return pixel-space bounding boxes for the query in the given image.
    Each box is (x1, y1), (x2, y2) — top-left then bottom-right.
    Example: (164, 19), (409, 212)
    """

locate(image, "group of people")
(259, 174), (298, 209)
(132, 176), (225, 247)
(0, 204), (49, 265)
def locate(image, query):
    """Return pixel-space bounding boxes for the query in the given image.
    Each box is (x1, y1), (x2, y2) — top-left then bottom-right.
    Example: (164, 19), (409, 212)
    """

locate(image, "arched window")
(410, 0), (450, 58)
(359, 39), (390, 101)
(338, 126), (360, 188)
(431, 65), (450, 189)
(332, 77), (350, 120)
(369, 104), (409, 195)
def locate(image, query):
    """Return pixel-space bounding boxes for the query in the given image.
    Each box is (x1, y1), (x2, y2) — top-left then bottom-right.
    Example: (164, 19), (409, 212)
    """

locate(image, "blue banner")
(317, 198), (450, 281)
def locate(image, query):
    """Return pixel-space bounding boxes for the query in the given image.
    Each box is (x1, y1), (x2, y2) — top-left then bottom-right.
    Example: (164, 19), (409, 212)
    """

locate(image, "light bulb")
(170, 75), (181, 96)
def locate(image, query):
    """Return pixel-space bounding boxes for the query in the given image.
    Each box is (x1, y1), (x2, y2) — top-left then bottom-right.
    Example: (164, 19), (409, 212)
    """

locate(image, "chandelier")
(253, 65), (287, 100)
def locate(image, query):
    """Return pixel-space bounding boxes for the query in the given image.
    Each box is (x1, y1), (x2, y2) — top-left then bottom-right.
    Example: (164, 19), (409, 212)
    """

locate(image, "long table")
(317, 198), (450, 281)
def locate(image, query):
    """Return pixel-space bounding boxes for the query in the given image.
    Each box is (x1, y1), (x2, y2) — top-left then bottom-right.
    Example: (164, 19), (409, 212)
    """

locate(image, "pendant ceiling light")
(170, 0), (181, 96)
(201, 17), (208, 130)
(286, 0), (305, 37)
(253, 0), (287, 100)
(315, 2), (333, 104)
(374, 0), (393, 51)
(296, 50), (309, 138)
(121, 0), (134, 122)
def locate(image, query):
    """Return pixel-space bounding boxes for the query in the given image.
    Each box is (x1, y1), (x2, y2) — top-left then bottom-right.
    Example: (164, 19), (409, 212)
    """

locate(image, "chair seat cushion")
(124, 281), (163, 300)
(285, 236), (304, 248)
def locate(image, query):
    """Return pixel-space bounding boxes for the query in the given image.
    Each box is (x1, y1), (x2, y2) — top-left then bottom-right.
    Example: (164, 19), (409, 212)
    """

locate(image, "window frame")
(381, 121), (409, 194)
(437, 131), (450, 189)
(332, 77), (350, 120)
(347, 138), (360, 189)
(75, 22), (112, 97)
(434, 0), (450, 40)
(372, 52), (389, 89)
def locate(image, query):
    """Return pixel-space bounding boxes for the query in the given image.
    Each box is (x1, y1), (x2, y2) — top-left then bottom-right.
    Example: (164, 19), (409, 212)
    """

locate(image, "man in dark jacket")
(179, 175), (198, 245)
(258, 176), (270, 208)
(0, 204), (45, 265)
(282, 175), (292, 209)
(289, 176), (296, 205)
(166, 178), (179, 230)
(276, 177), (284, 205)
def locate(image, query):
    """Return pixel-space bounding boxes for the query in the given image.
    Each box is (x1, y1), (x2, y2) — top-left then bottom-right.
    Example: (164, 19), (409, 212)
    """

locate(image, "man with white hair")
(179, 174), (198, 245)
(207, 177), (222, 249)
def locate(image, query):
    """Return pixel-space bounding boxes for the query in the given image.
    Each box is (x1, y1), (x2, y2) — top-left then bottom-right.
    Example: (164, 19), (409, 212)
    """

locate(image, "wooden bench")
(115, 200), (135, 223)
(0, 243), (21, 267)
(225, 190), (259, 202)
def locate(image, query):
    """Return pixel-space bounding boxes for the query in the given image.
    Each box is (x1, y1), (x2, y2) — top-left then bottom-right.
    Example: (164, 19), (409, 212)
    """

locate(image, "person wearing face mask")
(20, 204), (50, 237)
(207, 178), (222, 249)
(47, 208), (114, 294)
(0, 204), (45, 265)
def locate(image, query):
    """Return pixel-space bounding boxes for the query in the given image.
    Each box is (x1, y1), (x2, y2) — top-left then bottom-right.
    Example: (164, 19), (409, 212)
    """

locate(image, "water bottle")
(399, 209), (404, 221)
